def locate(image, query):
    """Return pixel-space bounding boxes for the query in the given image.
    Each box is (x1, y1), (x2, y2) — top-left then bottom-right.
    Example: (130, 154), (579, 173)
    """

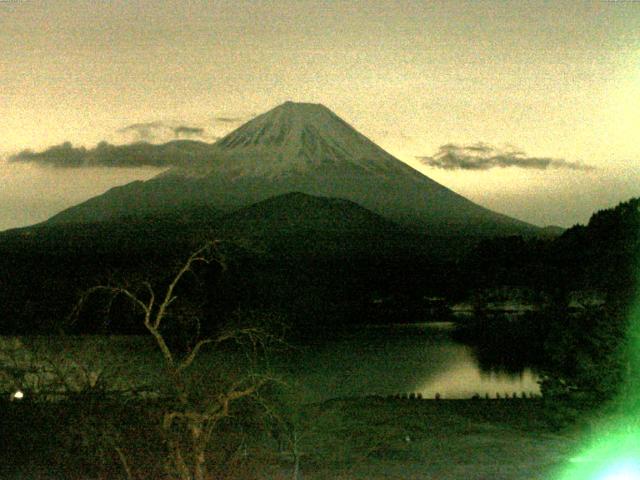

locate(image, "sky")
(1, 0), (639, 230)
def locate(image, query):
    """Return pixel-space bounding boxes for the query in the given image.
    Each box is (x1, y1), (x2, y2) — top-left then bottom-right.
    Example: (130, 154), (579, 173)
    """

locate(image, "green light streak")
(560, 427), (640, 479)
(555, 264), (640, 479)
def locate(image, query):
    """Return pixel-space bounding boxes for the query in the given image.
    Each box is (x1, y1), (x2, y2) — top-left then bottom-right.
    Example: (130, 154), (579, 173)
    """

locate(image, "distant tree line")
(459, 198), (639, 421)
(0, 198), (637, 375)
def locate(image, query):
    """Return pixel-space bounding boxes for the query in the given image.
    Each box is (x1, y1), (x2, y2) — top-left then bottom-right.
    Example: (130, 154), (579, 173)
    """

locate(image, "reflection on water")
(1, 323), (541, 402)
(416, 358), (539, 400)
(281, 323), (540, 402)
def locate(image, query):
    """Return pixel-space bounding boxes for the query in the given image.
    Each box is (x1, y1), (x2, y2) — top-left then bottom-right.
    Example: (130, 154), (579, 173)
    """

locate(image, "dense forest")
(457, 198), (639, 419)
(0, 197), (637, 337)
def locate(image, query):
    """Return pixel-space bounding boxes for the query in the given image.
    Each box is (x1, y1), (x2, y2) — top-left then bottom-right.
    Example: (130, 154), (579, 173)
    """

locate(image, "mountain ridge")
(219, 191), (404, 235)
(43, 101), (538, 236)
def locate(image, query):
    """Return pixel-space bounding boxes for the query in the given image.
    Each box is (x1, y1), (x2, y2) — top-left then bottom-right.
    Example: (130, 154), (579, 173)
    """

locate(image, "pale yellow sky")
(1, 0), (639, 230)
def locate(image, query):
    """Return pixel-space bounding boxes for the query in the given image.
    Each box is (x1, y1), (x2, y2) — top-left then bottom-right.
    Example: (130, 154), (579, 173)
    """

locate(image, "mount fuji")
(45, 101), (537, 236)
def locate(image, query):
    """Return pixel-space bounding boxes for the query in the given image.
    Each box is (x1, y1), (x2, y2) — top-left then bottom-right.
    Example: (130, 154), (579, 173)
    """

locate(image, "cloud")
(116, 121), (215, 143)
(9, 140), (215, 168)
(417, 143), (594, 171)
(9, 142), (89, 168)
(214, 116), (243, 124)
(173, 125), (205, 137)
(116, 122), (167, 142)
(112, 116), (243, 144)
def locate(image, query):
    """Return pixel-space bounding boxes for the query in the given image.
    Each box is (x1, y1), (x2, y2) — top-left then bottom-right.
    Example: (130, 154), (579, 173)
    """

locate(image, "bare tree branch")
(177, 339), (215, 373)
(66, 240), (279, 480)
(155, 241), (221, 330)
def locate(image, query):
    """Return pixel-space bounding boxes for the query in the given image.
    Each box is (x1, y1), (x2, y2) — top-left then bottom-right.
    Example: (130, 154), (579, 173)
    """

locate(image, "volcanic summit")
(46, 101), (536, 236)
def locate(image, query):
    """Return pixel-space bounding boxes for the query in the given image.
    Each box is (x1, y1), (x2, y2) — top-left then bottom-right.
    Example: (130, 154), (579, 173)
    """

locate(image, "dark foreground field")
(0, 396), (582, 480)
(258, 398), (580, 480)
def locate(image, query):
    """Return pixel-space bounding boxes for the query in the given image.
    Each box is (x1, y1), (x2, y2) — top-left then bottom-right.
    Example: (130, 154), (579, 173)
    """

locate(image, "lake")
(0, 323), (540, 401)
(274, 322), (540, 402)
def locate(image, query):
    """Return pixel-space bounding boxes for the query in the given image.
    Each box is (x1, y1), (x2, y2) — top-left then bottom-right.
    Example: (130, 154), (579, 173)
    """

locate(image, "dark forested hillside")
(457, 198), (639, 417)
(0, 196), (636, 335)
(0, 193), (451, 334)
(461, 197), (640, 301)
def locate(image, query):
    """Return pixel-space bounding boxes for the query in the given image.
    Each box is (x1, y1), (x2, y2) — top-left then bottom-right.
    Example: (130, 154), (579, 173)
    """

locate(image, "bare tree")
(73, 240), (279, 480)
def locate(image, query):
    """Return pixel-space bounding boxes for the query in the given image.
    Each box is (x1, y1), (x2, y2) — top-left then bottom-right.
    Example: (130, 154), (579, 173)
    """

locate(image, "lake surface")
(275, 322), (540, 402)
(1, 323), (539, 401)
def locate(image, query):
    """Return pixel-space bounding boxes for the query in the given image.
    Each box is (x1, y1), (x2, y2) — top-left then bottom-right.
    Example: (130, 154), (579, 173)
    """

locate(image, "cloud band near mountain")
(417, 143), (594, 171)
(9, 140), (214, 168)
(214, 116), (243, 124)
(173, 126), (205, 136)
(117, 122), (210, 142)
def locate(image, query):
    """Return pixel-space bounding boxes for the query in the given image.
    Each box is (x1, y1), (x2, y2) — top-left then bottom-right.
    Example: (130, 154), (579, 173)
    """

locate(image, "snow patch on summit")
(173, 102), (411, 180)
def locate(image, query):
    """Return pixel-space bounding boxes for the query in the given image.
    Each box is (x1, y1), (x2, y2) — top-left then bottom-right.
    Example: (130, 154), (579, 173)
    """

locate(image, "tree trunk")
(191, 422), (207, 480)
(292, 430), (301, 480)
(167, 436), (191, 480)
(114, 446), (134, 480)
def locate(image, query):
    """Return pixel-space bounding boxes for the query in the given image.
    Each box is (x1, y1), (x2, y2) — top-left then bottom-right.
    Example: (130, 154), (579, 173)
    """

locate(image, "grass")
(255, 397), (580, 480)
(0, 395), (583, 479)
(0, 334), (584, 478)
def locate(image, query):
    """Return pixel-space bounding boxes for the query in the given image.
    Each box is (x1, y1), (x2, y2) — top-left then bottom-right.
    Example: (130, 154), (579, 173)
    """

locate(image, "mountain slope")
(216, 191), (413, 257)
(220, 191), (400, 234)
(0, 191), (435, 333)
(45, 102), (537, 236)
